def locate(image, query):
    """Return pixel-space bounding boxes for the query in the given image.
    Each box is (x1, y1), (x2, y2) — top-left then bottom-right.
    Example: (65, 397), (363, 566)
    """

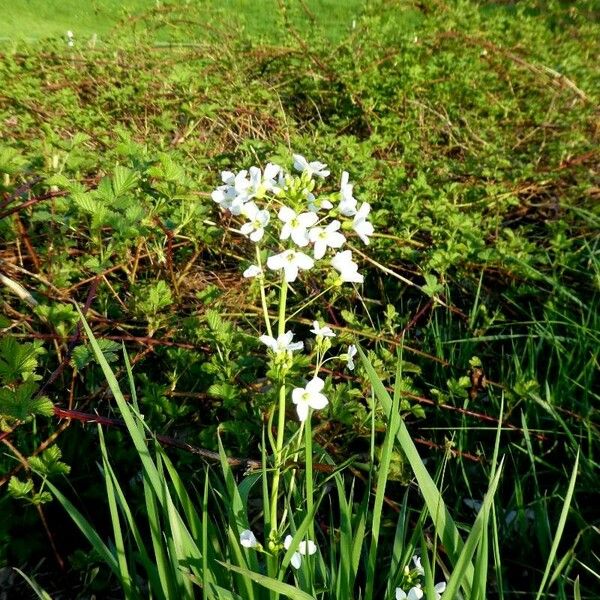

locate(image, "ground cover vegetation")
(0, 0), (598, 597)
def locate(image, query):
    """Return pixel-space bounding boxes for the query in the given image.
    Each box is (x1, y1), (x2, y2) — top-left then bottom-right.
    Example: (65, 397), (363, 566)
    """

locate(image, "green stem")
(304, 416), (314, 540)
(256, 245), (273, 338)
(287, 285), (335, 321)
(269, 277), (288, 538)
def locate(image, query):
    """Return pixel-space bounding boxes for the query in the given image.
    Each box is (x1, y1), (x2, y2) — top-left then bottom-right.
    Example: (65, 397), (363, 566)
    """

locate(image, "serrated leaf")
(111, 166), (139, 197)
(72, 192), (100, 214)
(8, 477), (34, 499)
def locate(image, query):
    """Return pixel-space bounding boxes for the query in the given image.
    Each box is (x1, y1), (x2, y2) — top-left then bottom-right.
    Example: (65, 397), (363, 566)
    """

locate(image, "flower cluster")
(239, 529), (317, 570)
(395, 556), (446, 600)
(212, 154), (374, 284)
(259, 325), (356, 422)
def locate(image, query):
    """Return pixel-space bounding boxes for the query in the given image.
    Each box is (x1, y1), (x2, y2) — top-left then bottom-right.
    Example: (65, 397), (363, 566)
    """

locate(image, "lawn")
(0, 0), (365, 42)
(0, 0), (598, 598)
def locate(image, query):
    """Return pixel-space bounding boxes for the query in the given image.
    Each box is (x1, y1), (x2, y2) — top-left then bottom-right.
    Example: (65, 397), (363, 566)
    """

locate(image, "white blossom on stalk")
(352, 202), (374, 244)
(240, 201), (270, 242)
(434, 582), (446, 599)
(339, 171), (358, 216)
(412, 555), (425, 576)
(306, 191), (333, 213)
(278, 207), (318, 247)
(243, 264), (262, 278)
(346, 344), (357, 370)
(331, 250), (364, 283)
(308, 219), (346, 259)
(284, 535), (317, 569)
(293, 154), (330, 178)
(396, 586), (424, 600)
(211, 184), (237, 210)
(267, 249), (314, 282)
(291, 377), (329, 422)
(310, 321), (336, 338)
(246, 164), (282, 197)
(262, 163), (282, 191)
(259, 331), (303, 354)
(66, 30), (74, 47)
(240, 529), (258, 548)
(212, 169), (252, 214)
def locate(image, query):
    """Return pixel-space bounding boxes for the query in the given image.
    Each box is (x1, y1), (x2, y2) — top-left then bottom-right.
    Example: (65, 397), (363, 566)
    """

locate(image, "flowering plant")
(212, 154), (374, 571)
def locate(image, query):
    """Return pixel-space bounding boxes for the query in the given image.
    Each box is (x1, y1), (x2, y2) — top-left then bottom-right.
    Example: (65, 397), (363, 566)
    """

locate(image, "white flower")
(396, 586), (423, 600)
(346, 344), (357, 370)
(284, 535), (317, 569)
(308, 219), (346, 259)
(339, 171), (358, 216)
(331, 250), (364, 283)
(263, 163), (281, 191)
(293, 154), (330, 178)
(352, 202), (374, 244)
(278, 207), (318, 247)
(211, 184), (237, 209)
(246, 164), (281, 198)
(259, 331), (303, 354)
(240, 202), (270, 242)
(434, 582), (446, 599)
(212, 170), (252, 214)
(412, 555), (425, 576)
(243, 264), (262, 278)
(267, 249), (314, 282)
(291, 377), (329, 422)
(310, 321), (336, 338)
(240, 529), (258, 548)
(306, 191), (334, 213)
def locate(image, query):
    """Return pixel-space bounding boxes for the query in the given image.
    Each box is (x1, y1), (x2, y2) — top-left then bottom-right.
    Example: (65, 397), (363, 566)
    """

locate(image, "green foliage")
(0, 0), (597, 596)
(0, 338), (52, 427)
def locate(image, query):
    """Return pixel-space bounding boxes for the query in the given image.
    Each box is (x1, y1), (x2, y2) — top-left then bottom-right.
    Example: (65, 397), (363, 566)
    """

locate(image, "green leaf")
(218, 563), (315, 600)
(29, 446), (71, 477)
(111, 166), (140, 197)
(8, 477), (34, 499)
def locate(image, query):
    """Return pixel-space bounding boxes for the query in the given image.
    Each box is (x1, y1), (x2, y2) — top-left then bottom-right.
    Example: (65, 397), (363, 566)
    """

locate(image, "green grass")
(0, 0), (365, 42)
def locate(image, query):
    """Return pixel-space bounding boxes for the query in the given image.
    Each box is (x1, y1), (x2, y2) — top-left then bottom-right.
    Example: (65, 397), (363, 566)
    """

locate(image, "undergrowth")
(0, 0), (598, 597)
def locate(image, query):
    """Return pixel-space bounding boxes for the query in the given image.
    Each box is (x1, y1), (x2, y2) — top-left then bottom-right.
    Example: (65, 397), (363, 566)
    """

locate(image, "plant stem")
(269, 277), (288, 538)
(256, 245), (273, 338)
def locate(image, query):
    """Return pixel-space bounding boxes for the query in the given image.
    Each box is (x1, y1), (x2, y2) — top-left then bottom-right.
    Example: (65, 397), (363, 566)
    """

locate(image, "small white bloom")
(240, 529), (258, 548)
(293, 154), (330, 178)
(243, 264), (262, 278)
(284, 534), (317, 569)
(397, 586), (424, 600)
(339, 171), (358, 216)
(307, 191), (334, 213)
(310, 321), (336, 338)
(412, 555), (425, 576)
(259, 331), (303, 354)
(267, 249), (314, 282)
(346, 344), (357, 370)
(263, 163), (281, 191)
(308, 219), (346, 259)
(211, 184), (237, 209)
(434, 582), (446, 599)
(352, 202), (374, 244)
(408, 586), (424, 600)
(331, 250), (364, 283)
(240, 202), (270, 242)
(291, 377), (329, 422)
(66, 30), (74, 47)
(278, 206), (318, 247)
